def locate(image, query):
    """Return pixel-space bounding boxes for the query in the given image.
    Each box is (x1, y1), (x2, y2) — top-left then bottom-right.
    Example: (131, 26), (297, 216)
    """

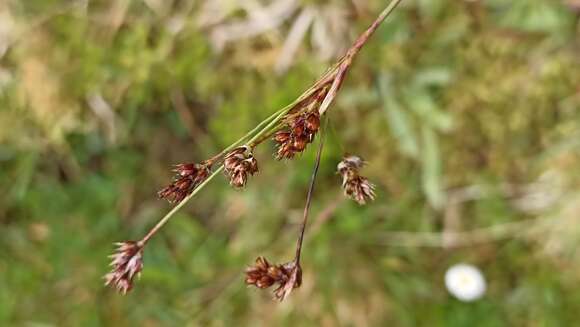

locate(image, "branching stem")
(139, 0), (404, 247)
(294, 129), (325, 264)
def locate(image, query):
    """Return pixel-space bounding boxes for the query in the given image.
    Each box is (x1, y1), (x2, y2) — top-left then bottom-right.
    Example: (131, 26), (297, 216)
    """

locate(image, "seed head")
(224, 146), (258, 188)
(338, 155), (376, 205)
(158, 162), (211, 203)
(274, 111), (321, 160)
(245, 257), (302, 301)
(104, 241), (144, 294)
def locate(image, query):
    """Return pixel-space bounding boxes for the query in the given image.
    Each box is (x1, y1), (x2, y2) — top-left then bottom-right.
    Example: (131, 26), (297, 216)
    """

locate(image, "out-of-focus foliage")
(1, 0), (580, 325)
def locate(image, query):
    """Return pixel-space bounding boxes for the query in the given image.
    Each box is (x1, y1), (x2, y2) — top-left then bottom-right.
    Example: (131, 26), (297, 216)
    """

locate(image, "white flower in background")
(445, 263), (486, 302)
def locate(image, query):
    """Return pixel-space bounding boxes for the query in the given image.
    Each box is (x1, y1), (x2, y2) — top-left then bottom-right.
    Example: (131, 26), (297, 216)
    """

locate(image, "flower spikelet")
(245, 257), (302, 301)
(104, 241), (144, 294)
(274, 111), (321, 160)
(158, 162), (211, 203)
(224, 146), (258, 188)
(337, 155), (376, 205)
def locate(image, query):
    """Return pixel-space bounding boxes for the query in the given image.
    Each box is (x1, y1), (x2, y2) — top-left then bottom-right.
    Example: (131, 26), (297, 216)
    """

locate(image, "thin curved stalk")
(294, 130), (324, 264)
(140, 166), (224, 245)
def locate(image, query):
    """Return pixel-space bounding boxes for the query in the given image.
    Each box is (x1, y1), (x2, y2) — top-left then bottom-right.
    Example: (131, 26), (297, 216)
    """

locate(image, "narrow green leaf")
(421, 125), (445, 209)
(377, 75), (419, 158)
(404, 89), (453, 132)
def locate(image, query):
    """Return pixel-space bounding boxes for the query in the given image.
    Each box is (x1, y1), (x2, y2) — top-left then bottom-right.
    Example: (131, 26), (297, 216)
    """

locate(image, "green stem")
(140, 166), (224, 245)
(247, 107), (291, 146)
(217, 107), (289, 158)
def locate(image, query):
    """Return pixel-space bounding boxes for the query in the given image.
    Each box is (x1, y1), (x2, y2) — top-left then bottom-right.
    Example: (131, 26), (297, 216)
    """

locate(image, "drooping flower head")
(337, 155), (376, 205)
(104, 241), (144, 294)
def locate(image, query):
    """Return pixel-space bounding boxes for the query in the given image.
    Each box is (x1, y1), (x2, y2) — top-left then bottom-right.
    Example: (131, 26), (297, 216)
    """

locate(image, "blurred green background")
(1, 0), (580, 326)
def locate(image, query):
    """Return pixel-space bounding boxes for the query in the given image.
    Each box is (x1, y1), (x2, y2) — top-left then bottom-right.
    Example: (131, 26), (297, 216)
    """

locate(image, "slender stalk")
(318, 0), (404, 115)
(214, 106), (289, 160)
(247, 82), (333, 147)
(294, 129), (325, 264)
(140, 166), (224, 245)
(247, 105), (293, 147)
(247, 124), (284, 148)
(347, 0), (404, 58)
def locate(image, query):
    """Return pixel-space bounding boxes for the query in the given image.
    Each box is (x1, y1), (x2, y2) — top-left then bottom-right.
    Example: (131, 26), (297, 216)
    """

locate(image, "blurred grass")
(1, 0), (580, 326)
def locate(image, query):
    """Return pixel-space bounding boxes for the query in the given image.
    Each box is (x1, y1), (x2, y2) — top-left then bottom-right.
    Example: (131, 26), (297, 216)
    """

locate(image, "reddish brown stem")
(347, 0), (403, 59)
(294, 128), (325, 264)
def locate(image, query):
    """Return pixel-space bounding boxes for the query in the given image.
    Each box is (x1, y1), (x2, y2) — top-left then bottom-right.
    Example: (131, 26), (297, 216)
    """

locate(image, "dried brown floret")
(274, 111), (321, 160)
(158, 162), (211, 203)
(338, 155), (376, 205)
(224, 146), (258, 188)
(104, 241), (144, 294)
(245, 257), (302, 301)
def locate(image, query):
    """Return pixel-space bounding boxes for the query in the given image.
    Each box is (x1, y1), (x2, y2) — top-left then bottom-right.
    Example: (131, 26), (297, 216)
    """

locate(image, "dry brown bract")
(224, 146), (258, 188)
(158, 162), (211, 203)
(105, 241), (144, 294)
(338, 155), (376, 205)
(245, 256), (302, 301)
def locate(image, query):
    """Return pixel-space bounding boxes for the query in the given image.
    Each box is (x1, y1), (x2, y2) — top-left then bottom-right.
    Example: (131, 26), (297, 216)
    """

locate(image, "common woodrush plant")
(105, 0), (403, 299)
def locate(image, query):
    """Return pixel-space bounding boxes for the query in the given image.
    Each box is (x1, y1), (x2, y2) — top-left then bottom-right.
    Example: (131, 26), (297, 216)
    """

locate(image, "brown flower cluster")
(106, 3), (400, 298)
(274, 110), (321, 160)
(224, 146), (258, 188)
(158, 162), (211, 203)
(245, 256), (302, 301)
(338, 155), (376, 205)
(105, 241), (144, 294)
